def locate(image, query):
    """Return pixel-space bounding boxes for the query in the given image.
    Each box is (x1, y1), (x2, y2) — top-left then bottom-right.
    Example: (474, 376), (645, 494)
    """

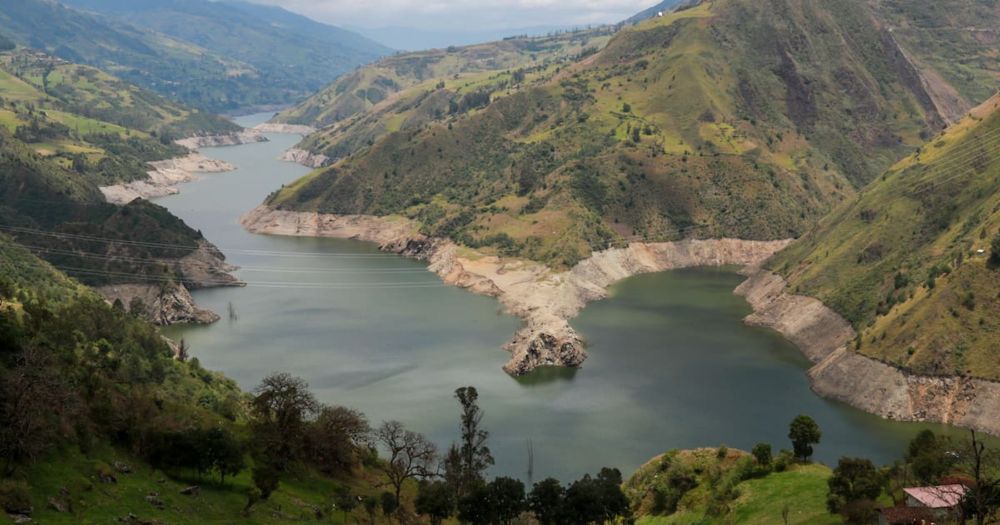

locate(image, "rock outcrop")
(280, 148), (330, 168)
(736, 270), (1000, 436)
(95, 241), (241, 326)
(241, 205), (791, 375)
(100, 154), (235, 204)
(174, 130), (267, 149)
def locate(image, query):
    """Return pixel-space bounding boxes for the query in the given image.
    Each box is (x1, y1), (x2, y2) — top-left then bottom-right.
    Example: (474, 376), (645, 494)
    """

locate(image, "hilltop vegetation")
(268, 0), (992, 268)
(770, 95), (1000, 381)
(0, 0), (387, 112)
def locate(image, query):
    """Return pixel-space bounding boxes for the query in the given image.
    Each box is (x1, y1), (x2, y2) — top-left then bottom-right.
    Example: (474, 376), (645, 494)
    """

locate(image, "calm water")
(161, 113), (966, 481)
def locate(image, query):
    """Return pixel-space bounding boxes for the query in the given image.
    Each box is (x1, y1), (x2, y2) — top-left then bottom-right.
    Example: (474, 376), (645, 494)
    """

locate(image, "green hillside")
(0, 0), (387, 112)
(769, 94), (1000, 381)
(268, 0), (981, 268)
(0, 47), (237, 184)
(0, 46), (239, 288)
(625, 448), (840, 525)
(272, 27), (615, 130)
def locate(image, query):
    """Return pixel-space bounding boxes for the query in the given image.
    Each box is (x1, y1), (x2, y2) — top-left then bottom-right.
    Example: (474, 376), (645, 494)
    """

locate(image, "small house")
(879, 484), (967, 525)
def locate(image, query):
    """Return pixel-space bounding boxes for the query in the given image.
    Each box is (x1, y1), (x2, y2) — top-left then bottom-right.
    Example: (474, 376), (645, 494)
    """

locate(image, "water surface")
(161, 113), (969, 482)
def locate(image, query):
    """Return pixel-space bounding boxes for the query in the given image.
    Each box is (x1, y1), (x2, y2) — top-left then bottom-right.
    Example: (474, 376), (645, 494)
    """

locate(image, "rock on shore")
(736, 270), (1000, 436)
(240, 204), (790, 376)
(280, 148), (330, 168)
(95, 240), (242, 326)
(100, 154), (235, 204)
(174, 130), (267, 149)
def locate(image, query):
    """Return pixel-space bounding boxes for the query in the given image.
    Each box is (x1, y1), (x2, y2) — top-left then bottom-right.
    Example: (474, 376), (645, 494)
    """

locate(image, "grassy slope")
(270, 0), (961, 268)
(770, 95), (1000, 380)
(626, 448), (839, 525)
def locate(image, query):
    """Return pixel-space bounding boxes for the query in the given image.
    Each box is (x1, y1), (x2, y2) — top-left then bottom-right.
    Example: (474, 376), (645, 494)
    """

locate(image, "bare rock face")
(95, 241), (240, 326)
(738, 269), (1000, 436)
(503, 318), (587, 375)
(100, 154), (236, 205)
(279, 147), (330, 168)
(97, 283), (219, 325)
(174, 130), (267, 149)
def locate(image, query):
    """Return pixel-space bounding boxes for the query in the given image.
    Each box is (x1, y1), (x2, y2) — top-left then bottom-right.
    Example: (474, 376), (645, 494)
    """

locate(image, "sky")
(245, 0), (660, 31)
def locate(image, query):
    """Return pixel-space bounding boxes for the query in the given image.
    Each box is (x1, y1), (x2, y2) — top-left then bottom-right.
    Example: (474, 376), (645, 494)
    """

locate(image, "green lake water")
(160, 113), (971, 481)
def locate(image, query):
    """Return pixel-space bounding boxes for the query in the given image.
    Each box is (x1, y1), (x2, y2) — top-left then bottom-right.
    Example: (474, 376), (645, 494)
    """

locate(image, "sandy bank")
(240, 204), (790, 375)
(736, 270), (1000, 436)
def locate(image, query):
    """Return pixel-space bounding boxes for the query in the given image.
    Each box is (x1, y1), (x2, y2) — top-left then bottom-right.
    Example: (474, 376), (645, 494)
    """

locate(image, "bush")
(752, 443), (773, 466)
(0, 480), (31, 514)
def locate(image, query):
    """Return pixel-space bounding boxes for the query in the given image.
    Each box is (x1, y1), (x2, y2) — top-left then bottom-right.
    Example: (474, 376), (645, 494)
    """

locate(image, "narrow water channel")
(160, 113), (969, 481)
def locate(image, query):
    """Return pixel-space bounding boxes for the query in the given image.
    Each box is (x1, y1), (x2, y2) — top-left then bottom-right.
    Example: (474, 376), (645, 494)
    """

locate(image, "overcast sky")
(245, 0), (659, 30)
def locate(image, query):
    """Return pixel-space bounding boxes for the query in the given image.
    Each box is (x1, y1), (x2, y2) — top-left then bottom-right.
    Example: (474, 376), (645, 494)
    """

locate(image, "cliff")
(736, 270), (1000, 436)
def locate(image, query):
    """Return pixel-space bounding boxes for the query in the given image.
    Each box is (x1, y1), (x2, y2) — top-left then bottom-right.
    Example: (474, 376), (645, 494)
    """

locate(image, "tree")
(249, 373), (319, 471)
(990, 231), (1000, 267)
(528, 478), (566, 525)
(827, 457), (883, 523)
(332, 485), (357, 523)
(958, 430), (1000, 525)
(380, 491), (399, 518)
(252, 464), (280, 500)
(906, 429), (952, 485)
(375, 420), (437, 507)
(448, 386), (494, 499)
(788, 415), (821, 461)
(307, 405), (370, 475)
(416, 480), (456, 525)
(562, 468), (631, 524)
(362, 495), (379, 525)
(196, 427), (245, 484)
(490, 477), (526, 525)
(752, 443), (773, 467)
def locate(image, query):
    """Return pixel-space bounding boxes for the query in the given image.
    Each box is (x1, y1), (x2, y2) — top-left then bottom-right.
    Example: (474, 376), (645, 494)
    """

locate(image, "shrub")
(0, 480), (32, 514)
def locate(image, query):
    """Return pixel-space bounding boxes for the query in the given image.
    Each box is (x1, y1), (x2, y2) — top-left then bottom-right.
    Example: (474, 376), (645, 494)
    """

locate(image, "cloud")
(245, 0), (656, 30)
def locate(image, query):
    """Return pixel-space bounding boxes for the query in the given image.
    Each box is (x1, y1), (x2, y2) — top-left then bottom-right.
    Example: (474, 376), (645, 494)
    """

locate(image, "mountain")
(348, 24), (579, 52)
(265, 0), (998, 269)
(623, 0), (687, 25)
(272, 27), (615, 131)
(768, 94), (1000, 381)
(0, 0), (389, 112)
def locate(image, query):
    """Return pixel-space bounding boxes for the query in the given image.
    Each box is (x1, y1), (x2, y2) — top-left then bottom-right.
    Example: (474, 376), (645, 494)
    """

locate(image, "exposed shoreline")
(736, 270), (1000, 436)
(239, 204), (1000, 436)
(239, 204), (789, 375)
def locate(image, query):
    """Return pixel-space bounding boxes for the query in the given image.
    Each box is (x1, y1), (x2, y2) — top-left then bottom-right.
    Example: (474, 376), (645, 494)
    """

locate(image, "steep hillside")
(873, 0), (1000, 122)
(267, 0), (958, 268)
(0, 0), (386, 112)
(0, 47), (237, 185)
(272, 27), (616, 130)
(624, 0), (687, 25)
(769, 94), (1000, 381)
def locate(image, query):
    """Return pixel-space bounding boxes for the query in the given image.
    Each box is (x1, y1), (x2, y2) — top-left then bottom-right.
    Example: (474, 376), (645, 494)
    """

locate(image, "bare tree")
(375, 420), (437, 509)
(959, 430), (1000, 525)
